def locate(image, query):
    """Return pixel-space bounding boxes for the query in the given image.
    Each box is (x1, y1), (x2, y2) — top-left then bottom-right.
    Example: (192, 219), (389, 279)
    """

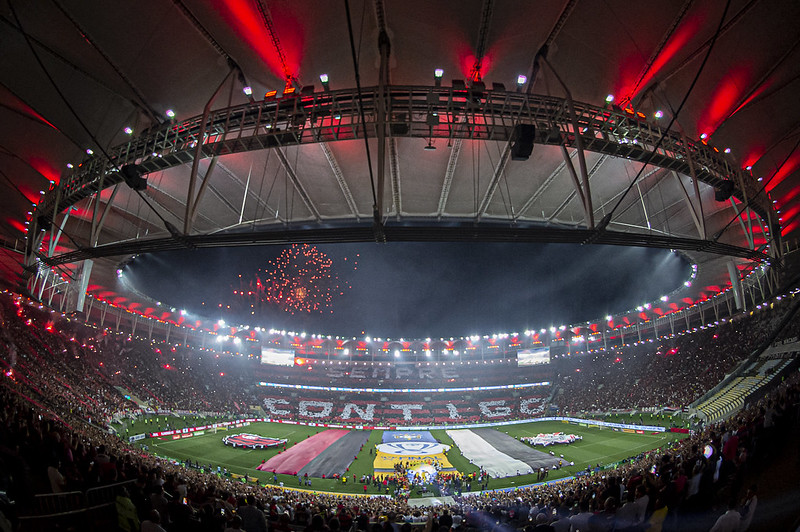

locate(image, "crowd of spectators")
(0, 290), (798, 530)
(555, 304), (789, 413)
(252, 362), (553, 390)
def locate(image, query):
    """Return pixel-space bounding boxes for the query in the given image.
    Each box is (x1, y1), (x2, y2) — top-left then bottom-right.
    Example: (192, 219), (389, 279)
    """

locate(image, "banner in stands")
(260, 396), (549, 423)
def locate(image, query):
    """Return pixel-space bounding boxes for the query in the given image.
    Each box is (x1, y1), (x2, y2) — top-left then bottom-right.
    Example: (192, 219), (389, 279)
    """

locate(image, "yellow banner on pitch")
(373, 450), (455, 474)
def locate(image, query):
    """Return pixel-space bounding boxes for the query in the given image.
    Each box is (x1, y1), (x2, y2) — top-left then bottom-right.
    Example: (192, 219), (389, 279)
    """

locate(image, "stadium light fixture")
(319, 73), (329, 84)
(605, 94), (614, 103)
(124, 126), (133, 135)
(654, 110), (663, 119)
(166, 109), (176, 119)
(394, 350), (400, 357)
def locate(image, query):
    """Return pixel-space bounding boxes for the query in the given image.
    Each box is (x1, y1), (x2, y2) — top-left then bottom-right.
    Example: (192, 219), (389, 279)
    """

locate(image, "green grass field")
(135, 419), (685, 496)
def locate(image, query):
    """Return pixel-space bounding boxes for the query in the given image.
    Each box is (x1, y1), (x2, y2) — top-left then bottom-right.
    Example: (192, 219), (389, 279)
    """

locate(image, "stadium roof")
(1, 0), (798, 335)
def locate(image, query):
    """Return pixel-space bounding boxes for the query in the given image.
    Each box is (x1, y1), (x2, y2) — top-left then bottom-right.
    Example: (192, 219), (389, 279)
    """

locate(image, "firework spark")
(234, 244), (354, 315)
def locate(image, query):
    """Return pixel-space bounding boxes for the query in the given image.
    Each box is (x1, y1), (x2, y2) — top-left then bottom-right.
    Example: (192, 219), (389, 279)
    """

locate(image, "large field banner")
(374, 431), (455, 477)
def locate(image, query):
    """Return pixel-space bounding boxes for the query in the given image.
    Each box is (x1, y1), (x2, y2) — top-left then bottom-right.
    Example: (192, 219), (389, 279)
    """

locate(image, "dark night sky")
(124, 242), (690, 338)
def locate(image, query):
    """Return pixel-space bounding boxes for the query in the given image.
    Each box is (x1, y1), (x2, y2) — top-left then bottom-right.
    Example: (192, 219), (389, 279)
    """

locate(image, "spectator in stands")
(141, 509), (167, 532)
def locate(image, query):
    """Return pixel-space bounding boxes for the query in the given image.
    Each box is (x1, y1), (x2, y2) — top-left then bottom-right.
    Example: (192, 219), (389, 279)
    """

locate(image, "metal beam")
(319, 142), (359, 220)
(542, 56), (593, 227)
(189, 156), (219, 227)
(388, 137), (402, 219)
(437, 138), (463, 217)
(476, 143), (511, 221)
(90, 184), (120, 246)
(548, 154), (608, 223)
(670, 170), (705, 239)
(274, 148), (321, 221)
(515, 151), (575, 220)
(184, 68), (237, 234)
(42, 223), (768, 267)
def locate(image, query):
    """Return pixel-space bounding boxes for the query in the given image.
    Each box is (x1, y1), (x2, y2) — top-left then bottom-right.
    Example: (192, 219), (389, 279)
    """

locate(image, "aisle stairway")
(694, 356), (792, 423)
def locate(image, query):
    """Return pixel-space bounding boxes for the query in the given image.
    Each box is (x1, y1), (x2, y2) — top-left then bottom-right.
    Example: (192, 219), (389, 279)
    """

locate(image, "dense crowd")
(0, 291), (798, 530)
(556, 305), (789, 412)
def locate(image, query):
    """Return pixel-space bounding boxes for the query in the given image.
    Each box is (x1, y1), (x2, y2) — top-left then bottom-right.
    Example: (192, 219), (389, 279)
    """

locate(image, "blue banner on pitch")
(381, 431), (437, 443)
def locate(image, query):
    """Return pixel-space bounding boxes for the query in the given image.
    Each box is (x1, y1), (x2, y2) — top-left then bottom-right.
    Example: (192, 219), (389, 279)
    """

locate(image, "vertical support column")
(100, 301), (108, 329)
(727, 261), (744, 311)
(75, 260), (93, 313)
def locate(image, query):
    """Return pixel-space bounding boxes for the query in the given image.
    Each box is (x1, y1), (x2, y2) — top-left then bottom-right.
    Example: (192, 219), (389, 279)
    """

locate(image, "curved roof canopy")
(1, 0), (798, 333)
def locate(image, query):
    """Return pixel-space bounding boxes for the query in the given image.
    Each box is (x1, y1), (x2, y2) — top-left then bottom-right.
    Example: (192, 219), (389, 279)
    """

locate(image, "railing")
(17, 479), (135, 530)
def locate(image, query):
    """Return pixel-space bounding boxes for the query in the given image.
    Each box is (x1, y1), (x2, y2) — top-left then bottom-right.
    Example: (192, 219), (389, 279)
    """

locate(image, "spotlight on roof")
(605, 94), (614, 103)
(654, 110), (663, 119)
(724, 147), (731, 154)
(699, 132), (708, 140)
(319, 73), (329, 84)
(165, 109), (176, 119)
(745, 165), (752, 171)
(124, 126), (133, 135)
(516, 74), (527, 92)
(242, 86), (252, 96)
(434, 68), (444, 87)
(66, 163), (74, 169)
(86, 148), (94, 155)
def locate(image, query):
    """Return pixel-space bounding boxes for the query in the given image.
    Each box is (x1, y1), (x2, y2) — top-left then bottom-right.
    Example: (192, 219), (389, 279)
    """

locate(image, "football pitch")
(141, 421), (685, 495)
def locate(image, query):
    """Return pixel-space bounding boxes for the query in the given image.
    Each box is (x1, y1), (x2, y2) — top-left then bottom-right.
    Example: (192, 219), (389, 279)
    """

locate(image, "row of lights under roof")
(67, 78), (768, 195)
